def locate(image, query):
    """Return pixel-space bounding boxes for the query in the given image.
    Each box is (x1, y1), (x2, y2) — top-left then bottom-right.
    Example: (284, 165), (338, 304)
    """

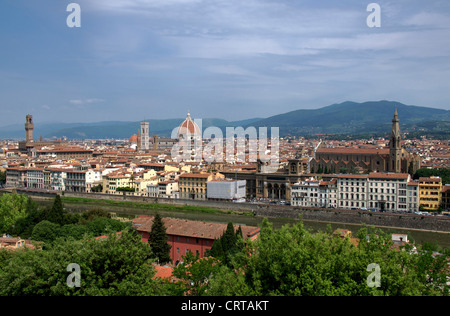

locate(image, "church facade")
(309, 110), (421, 175)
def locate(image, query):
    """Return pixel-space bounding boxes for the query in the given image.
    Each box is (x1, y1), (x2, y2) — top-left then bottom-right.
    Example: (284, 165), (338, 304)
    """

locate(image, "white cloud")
(69, 99), (105, 105)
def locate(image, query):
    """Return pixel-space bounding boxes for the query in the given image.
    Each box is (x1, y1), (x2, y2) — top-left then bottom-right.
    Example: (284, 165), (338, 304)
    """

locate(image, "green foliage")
(206, 219), (449, 296)
(81, 208), (111, 222)
(0, 230), (171, 296)
(44, 195), (66, 226)
(116, 187), (135, 192)
(148, 213), (172, 265)
(209, 222), (246, 267)
(91, 184), (103, 193)
(11, 197), (44, 238)
(172, 252), (221, 296)
(4, 194), (127, 245)
(2, 203), (448, 296)
(0, 170), (6, 182)
(31, 220), (61, 245)
(85, 217), (127, 237)
(0, 193), (29, 233)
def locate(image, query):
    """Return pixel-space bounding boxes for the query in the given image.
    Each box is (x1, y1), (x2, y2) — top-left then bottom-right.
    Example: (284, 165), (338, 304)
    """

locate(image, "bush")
(31, 220), (60, 244)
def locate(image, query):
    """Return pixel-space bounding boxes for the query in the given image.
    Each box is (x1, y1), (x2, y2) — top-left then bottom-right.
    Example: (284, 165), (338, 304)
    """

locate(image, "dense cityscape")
(1, 112), (449, 212)
(1, 0), (449, 302)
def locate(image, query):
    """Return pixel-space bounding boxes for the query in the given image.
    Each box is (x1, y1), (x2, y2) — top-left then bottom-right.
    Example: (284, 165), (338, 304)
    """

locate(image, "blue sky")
(0, 0), (449, 127)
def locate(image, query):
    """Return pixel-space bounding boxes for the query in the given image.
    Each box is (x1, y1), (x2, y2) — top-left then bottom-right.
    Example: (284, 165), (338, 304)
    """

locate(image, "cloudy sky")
(0, 0), (449, 127)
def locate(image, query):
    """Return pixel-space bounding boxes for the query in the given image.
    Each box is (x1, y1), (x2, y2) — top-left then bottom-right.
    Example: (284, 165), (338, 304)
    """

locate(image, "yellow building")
(131, 170), (158, 196)
(179, 172), (224, 200)
(103, 169), (158, 196)
(103, 172), (131, 195)
(419, 176), (442, 210)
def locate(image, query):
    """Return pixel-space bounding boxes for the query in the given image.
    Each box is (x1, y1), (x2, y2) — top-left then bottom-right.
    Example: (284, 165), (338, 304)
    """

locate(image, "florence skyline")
(0, 0), (449, 127)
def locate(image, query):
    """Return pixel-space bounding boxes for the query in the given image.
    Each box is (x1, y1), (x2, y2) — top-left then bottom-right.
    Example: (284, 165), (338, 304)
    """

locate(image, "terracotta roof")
(419, 177), (442, 183)
(153, 265), (174, 279)
(317, 148), (389, 155)
(337, 174), (368, 179)
(368, 172), (409, 179)
(180, 173), (211, 179)
(133, 216), (260, 241)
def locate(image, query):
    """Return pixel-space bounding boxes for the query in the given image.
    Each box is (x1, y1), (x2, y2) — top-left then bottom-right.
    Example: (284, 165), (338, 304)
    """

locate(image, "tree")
(221, 222), (237, 255)
(31, 220), (60, 244)
(11, 197), (44, 239)
(148, 213), (172, 265)
(0, 193), (29, 233)
(45, 195), (66, 225)
(85, 217), (127, 237)
(173, 252), (221, 296)
(0, 230), (171, 296)
(0, 170), (6, 183)
(209, 238), (224, 259)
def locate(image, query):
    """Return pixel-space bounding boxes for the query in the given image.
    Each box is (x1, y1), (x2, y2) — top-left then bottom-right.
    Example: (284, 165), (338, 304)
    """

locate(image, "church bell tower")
(389, 109), (402, 173)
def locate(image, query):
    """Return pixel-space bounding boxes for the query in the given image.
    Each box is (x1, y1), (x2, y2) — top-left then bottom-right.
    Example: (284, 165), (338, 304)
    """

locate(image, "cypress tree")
(148, 213), (172, 265)
(235, 225), (243, 239)
(222, 222), (237, 254)
(46, 195), (66, 225)
(209, 238), (224, 259)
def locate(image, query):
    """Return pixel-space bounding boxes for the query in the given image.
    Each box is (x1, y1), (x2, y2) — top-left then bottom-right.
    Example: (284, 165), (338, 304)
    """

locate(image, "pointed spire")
(392, 107), (399, 123)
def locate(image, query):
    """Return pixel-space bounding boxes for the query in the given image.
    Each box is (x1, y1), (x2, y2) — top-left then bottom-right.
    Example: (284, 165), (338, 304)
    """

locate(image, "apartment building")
(367, 173), (410, 211)
(26, 168), (44, 189)
(179, 172), (225, 200)
(65, 170), (87, 193)
(292, 172), (415, 212)
(337, 175), (368, 210)
(6, 167), (27, 188)
(419, 176), (442, 210)
(49, 168), (68, 191)
(407, 181), (419, 213)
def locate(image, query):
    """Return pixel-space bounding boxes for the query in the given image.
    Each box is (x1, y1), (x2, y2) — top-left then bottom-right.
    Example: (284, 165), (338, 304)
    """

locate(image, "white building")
(85, 169), (102, 192)
(158, 181), (178, 198)
(367, 173), (410, 211)
(336, 173), (412, 212)
(49, 168), (68, 191)
(207, 179), (246, 201)
(147, 184), (159, 198)
(291, 178), (336, 208)
(337, 175), (368, 210)
(407, 181), (419, 213)
(26, 168), (44, 189)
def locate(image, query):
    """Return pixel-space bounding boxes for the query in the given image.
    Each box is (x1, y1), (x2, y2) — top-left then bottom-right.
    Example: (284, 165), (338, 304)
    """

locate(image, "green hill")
(249, 101), (450, 136)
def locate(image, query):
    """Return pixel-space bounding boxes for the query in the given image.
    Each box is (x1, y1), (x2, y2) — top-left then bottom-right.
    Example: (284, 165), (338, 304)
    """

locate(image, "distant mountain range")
(249, 100), (450, 137)
(0, 101), (448, 140)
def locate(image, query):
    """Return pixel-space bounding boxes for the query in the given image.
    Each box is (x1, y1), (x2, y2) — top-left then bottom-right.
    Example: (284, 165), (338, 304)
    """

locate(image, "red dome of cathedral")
(177, 112), (201, 137)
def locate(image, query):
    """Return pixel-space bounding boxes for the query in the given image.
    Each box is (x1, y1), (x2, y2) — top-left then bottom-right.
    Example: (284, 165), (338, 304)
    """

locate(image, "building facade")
(179, 172), (224, 200)
(419, 176), (442, 210)
(207, 179), (246, 201)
